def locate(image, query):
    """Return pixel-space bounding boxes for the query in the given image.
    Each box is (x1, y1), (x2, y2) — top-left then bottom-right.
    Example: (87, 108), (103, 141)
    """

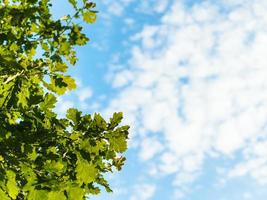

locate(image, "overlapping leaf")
(0, 0), (129, 199)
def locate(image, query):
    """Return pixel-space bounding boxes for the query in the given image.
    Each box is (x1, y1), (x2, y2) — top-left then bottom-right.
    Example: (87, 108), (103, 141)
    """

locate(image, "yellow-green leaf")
(47, 191), (66, 200)
(76, 155), (97, 184)
(67, 187), (84, 199)
(0, 155), (4, 161)
(40, 93), (57, 110)
(0, 188), (10, 200)
(27, 190), (47, 200)
(54, 62), (68, 72)
(6, 171), (19, 199)
(28, 147), (38, 161)
(83, 11), (97, 24)
(9, 43), (19, 52)
(63, 76), (76, 90)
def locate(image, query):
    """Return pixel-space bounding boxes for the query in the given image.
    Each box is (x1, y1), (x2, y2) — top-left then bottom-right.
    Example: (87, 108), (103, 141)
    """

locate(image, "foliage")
(0, 0), (129, 199)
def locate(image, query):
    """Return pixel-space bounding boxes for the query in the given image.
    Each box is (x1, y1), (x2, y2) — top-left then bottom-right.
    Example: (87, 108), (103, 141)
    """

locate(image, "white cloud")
(99, 0), (134, 16)
(139, 137), (164, 161)
(99, 0), (170, 17)
(124, 18), (135, 26)
(135, 0), (170, 14)
(228, 140), (267, 184)
(104, 0), (267, 198)
(77, 87), (93, 102)
(129, 183), (156, 200)
(54, 97), (74, 117)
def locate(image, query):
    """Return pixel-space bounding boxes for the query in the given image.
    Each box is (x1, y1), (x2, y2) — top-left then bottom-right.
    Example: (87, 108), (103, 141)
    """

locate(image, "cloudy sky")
(54, 0), (267, 199)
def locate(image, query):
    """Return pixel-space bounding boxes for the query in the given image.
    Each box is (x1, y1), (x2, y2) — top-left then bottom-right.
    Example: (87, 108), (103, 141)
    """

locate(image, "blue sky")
(53, 0), (267, 199)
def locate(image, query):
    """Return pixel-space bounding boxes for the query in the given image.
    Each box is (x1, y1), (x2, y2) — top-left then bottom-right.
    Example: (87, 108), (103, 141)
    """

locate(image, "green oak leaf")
(83, 11), (97, 24)
(0, 188), (10, 200)
(68, 0), (77, 9)
(76, 155), (98, 184)
(6, 171), (19, 199)
(27, 190), (48, 200)
(110, 134), (127, 153)
(67, 108), (81, 125)
(0, 1), (129, 199)
(94, 113), (107, 130)
(40, 93), (57, 110)
(109, 112), (123, 129)
(67, 187), (84, 200)
(47, 191), (66, 200)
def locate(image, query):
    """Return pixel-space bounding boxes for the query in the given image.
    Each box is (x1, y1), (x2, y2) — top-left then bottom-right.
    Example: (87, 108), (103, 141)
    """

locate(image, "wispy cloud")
(104, 0), (267, 198)
(99, 0), (170, 16)
(129, 183), (156, 200)
(76, 87), (93, 102)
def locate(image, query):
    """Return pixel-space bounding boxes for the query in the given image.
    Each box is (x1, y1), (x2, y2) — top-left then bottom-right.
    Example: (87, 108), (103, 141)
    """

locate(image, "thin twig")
(3, 70), (24, 84)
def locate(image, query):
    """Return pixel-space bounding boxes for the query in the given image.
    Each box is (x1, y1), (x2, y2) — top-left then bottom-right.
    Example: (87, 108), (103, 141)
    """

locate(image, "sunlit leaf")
(76, 155), (98, 184)
(40, 93), (57, 110)
(6, 171), (19, 199)
(0, 1), (129, 199)
(83, 11), (97, 24)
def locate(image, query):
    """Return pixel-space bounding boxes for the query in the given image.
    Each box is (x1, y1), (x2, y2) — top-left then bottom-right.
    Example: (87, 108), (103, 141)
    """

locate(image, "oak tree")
(0, 0), (129, 199)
